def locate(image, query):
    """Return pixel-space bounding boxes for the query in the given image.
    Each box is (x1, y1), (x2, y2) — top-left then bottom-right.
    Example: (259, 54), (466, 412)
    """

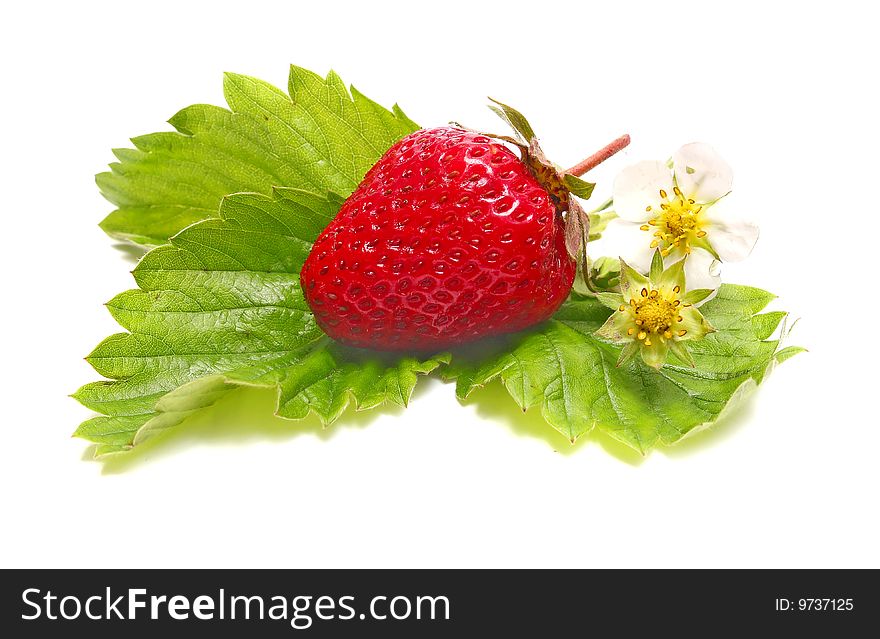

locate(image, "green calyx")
(482, 99), (633, 291)
(482, 98), (600, 285)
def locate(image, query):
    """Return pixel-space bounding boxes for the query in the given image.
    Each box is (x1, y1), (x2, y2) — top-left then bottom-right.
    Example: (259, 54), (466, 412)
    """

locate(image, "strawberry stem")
(562, 134), (631, 177)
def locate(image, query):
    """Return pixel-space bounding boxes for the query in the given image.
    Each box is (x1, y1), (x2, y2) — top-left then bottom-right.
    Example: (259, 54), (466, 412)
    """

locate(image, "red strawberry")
(300, 106), (629, 351)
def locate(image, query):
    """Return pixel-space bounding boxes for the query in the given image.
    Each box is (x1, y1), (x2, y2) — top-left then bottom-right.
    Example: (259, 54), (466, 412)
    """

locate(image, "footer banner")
(1, 569), (875, 636)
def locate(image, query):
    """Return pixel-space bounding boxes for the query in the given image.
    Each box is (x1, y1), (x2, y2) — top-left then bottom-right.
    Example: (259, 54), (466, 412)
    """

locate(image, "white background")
(1, 0), (878, 568)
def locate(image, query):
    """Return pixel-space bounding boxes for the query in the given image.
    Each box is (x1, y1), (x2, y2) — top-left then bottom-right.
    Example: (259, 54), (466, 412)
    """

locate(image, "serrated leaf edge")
(78, 352), (451, 458)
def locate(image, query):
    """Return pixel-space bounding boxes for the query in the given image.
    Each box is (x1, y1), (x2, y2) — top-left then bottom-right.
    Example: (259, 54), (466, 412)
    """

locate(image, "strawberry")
(300, 103), (628, 351)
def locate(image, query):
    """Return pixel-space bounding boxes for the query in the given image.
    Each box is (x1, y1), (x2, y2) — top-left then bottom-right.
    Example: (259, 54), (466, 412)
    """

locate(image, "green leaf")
(74, 189), (446, 456)
(448, 284), (797, 453)
(774, 345), (807, 364)
(80, 63), (803, 460)
(98, 66), (419, 246)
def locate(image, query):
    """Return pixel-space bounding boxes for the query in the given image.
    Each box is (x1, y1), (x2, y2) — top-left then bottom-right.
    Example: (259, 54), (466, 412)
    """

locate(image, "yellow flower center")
(621, 286), (690, 345)
(635, 294), (678, 334)
(639, 187), (707, 257)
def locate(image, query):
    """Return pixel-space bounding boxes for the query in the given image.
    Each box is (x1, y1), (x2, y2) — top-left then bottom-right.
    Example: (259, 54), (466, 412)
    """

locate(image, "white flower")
(604, 143), (759, 290)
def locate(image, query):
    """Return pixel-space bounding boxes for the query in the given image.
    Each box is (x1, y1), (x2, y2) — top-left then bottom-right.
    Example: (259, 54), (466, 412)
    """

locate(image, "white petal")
(683, 249), (721, 298)
(612, 161), (674, 222)
(673, 143), (733, 203)
(595, 219), (654, 273)
(704, 198), (760, 262)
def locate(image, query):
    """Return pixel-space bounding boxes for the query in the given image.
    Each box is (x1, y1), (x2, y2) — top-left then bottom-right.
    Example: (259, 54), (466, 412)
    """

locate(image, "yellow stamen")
(630, 287), (680, 337)
(678, 329), (687, 337)
(640, 224), (650, 231)
(644, 337), (652, 346)
(664, 330), (673, 339)
(618, 305), (626, 312)
(627, 327), (635, 335)
(638, 331), (647, 341)
(647, 186), (709, 256)
(673, 285), (681, 293)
